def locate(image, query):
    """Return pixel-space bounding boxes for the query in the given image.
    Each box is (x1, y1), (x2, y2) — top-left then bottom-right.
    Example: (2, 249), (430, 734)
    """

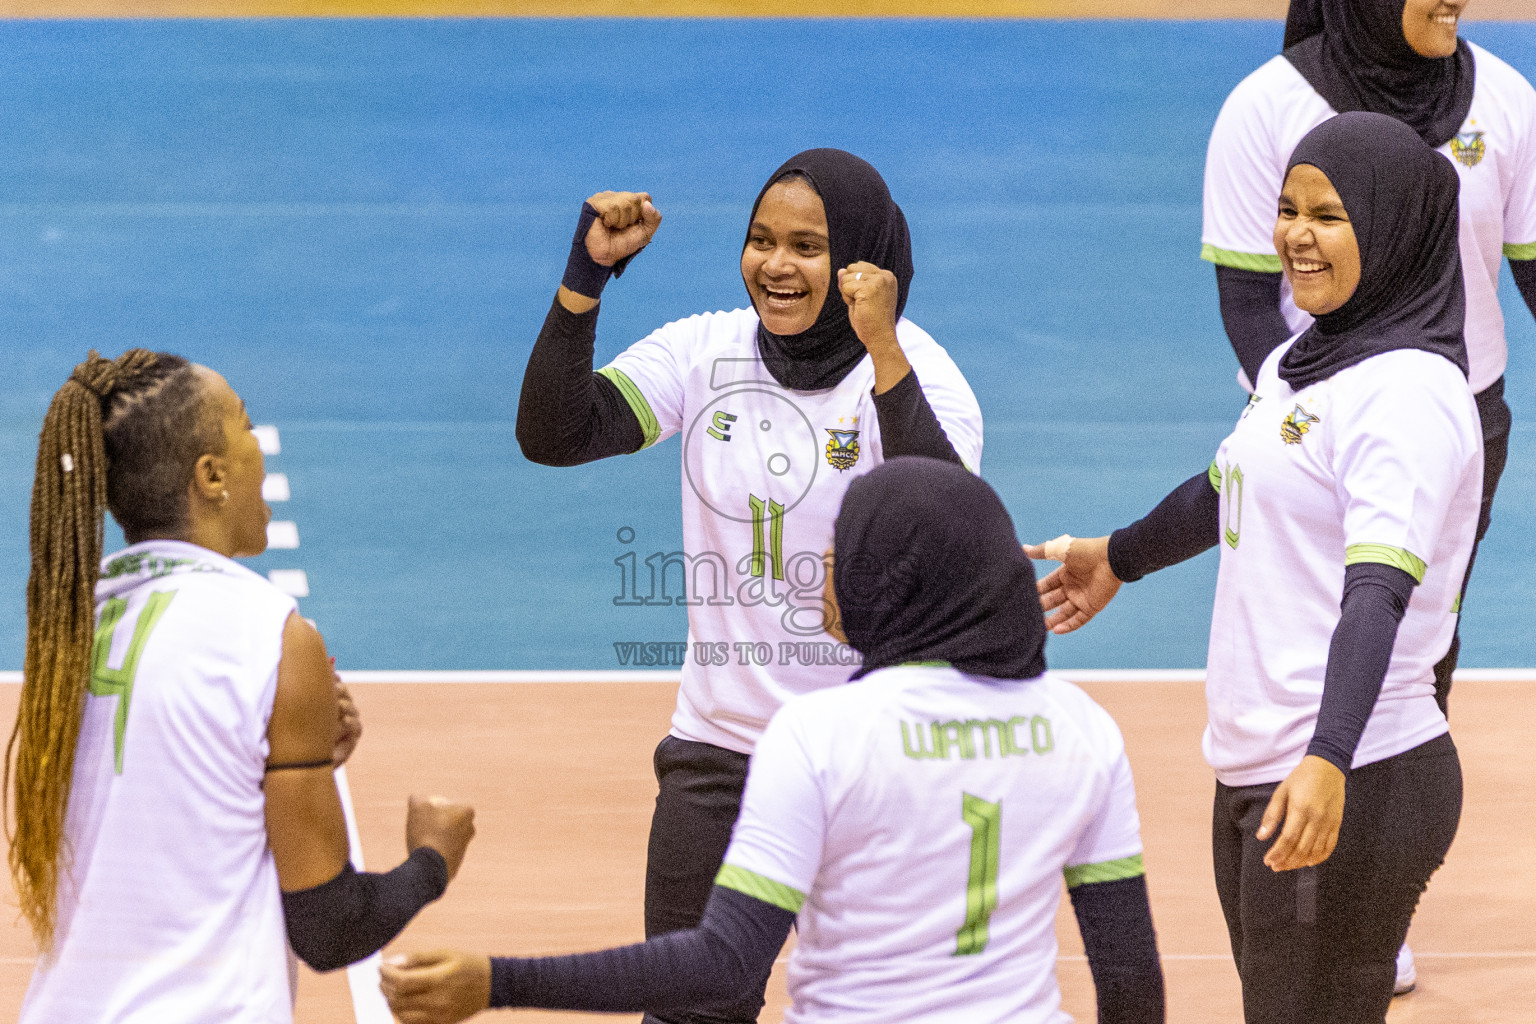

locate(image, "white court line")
(335, 766), (394, 1024)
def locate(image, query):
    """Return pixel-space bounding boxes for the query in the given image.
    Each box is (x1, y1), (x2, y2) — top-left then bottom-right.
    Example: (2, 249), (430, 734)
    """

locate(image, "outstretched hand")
(1022, 534), (1122, 634)
(584, 191), (662, 266)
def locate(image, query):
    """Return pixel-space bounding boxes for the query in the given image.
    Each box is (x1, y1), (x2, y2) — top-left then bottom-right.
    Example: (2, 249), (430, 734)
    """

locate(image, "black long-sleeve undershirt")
(515, 295), (962, 466)
(1306, 561), (1417, 773)
(281, 847), (448, 973)
(491, 880), (1163, 1022)
(1215, 266), (1293, 388)
(515, 298), (645, 467)
(1108, 471), (1422, 773)
(1512, 257), (1536, 322)
(1069, 875), (1165, 1024)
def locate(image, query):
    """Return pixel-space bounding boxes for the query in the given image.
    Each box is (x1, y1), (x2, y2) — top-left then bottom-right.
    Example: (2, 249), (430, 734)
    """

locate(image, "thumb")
(1257, 784), (1288, 841)
(641, 200), (661, 231)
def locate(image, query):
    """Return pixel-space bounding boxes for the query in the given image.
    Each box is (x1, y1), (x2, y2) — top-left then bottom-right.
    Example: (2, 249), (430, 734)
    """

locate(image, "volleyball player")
(381, 456), (1163, 1024)
(1203, 0), (1535, 704)
(515, 149), (982, 1024)
(1035, 113), (1477, 1023)
(10, 350), (477, 1021)
(1201, 2), (1536, 988)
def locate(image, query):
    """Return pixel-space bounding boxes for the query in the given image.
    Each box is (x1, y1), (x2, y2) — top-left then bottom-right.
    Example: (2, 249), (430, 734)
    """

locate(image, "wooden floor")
(0, 677), (1530, 1022)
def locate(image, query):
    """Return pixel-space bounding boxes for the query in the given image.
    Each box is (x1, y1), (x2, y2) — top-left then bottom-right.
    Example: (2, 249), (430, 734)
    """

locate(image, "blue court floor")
(0, 18), (1532, 670)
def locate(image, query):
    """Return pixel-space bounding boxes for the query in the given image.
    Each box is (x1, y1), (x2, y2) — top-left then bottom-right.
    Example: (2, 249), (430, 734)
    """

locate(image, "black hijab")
(1283, 0), (1474, 149)
(1277, 111), (1467, 391)
(744, 149), (914, 392)
(834, 457), (1047, 682)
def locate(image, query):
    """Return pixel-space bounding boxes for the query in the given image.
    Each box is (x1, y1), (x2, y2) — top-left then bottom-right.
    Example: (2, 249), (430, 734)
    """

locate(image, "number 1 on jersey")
(90, 591), (176, 775)
(957, 793), (1001, 955)
(748, 494), (785, 581)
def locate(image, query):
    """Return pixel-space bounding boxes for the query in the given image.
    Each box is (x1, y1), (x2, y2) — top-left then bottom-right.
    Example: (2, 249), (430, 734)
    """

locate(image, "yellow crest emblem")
(825, 429), (860, 471)
(1451, 131), (1486, 168)
(1280, 404), (1320, 445)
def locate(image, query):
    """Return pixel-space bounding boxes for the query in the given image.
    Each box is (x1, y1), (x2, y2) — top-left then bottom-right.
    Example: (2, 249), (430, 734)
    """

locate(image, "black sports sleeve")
(1511, 257), (1536, 323)
(1106, 471), (1221, 583)
(1215, 265), (1294, 386)
(282, 847), (448, 973)
(1069, 875), (1166, 1024)
(514, 297), (645, 467)
(1305, 561), (1417, 773)
(489, 885), (794, 1011)
(872, 369), (963, 465)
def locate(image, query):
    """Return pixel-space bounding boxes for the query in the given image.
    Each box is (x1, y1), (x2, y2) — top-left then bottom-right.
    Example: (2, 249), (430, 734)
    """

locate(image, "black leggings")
(1212, 734), (1461, 1024)
(641, 735), (766, 1024)
(1433, 377), (1511, 715)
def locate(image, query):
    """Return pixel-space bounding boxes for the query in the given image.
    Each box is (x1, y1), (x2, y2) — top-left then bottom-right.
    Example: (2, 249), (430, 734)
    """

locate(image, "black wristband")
(561, 202), (640, 300)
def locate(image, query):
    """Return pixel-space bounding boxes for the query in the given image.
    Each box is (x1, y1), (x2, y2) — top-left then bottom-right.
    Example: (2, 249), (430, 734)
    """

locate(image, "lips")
(761, 284), (809, 308)
(1291, 257), (1329, 275)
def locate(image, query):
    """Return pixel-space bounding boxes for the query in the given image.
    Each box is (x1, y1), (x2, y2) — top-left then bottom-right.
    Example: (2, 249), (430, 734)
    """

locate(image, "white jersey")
(1205, 345), (1481, 786)
(1202, 44), (1536, 393)
(717, 665), (1145, 1024)
(604, 308), (983, 753)
(22, 540), (298, 1024)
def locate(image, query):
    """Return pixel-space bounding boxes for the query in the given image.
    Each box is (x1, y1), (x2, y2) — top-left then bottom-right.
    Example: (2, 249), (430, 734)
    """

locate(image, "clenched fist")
(837, 261), (900, 354)
(406, 795), (476, 881)
(584, 190), (662, 266)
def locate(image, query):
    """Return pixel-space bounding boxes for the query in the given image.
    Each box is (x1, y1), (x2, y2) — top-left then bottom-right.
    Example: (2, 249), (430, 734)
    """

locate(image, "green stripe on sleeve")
(715, 864), (807, 914)
(596, 366), (661, 449)
(1506, 241), (1536, 261)
(1345, 543), (1427, 584)
(1201, 244), (1283, 273)
(1208, 460), (1222, 493)
(1064, 853), (1145, 889)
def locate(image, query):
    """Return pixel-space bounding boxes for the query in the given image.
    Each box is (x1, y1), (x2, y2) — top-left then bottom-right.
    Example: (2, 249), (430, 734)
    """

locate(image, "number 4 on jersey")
(90, 591), (176, 775)
(957, 793), (1001, 955)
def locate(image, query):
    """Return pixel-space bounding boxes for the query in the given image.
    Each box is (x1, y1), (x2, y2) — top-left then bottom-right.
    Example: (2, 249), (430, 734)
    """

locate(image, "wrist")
(561, 202), (613, 300)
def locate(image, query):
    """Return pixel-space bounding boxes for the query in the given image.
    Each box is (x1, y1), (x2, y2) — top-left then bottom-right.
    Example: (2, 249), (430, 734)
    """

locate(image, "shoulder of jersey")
(652, 307), (759, 355)
(1224, 54), (1315, 113)
(1467, 41), (1536, 103)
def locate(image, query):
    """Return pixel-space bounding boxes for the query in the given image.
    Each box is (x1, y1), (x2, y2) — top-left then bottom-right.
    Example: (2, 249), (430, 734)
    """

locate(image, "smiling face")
(1402, 0), (1466, 59)
(741, 177), (833, 336)
(1274, 163), (1362, 317)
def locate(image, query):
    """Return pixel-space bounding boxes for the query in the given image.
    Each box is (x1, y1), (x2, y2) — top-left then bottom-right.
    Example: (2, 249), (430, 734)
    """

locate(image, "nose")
(762, 243), (796, 277)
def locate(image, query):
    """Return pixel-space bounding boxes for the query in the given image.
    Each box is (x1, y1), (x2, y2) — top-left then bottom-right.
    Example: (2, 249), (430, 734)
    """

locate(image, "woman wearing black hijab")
(383, 458), (1164, 1024)
(513, 149), (982, 1024)
(1040, 112), (1480, 1023)
(1201, 0), (1536, 735)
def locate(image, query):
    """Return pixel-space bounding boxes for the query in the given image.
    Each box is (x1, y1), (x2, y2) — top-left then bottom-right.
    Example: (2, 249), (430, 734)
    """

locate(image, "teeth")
(1293, 259), (1326, 272)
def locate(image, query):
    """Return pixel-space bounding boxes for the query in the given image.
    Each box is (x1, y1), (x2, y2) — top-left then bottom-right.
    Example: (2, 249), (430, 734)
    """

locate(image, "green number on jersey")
(957, 793), (1001, 955)
(89, 591), (176, 775)
(748, 494), (785, 581)
(1222, 463), (1244, 549)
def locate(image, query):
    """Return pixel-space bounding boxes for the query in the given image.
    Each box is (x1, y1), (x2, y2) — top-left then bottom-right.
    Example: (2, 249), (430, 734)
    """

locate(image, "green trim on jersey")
(1063, 853), (1145, 889)
(1452, 593), (1462, 614)
(715, 863), (806, 914)
(899, 660), (953, 668)
(1208, 460), (1222, 493)
(1345, 543), (1426, 584)
(1201, 244), (1283, 274)
(596, 366), (661, 449)
(1505, 241), (1536, 261)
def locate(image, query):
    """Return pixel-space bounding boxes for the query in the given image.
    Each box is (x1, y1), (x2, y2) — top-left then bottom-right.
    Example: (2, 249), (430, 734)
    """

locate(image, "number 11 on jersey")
(957, 793), (1001, 955)
(748, 494), (785, 581)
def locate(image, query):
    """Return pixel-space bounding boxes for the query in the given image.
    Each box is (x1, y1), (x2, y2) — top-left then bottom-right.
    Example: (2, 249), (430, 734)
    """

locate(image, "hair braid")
(6, 349), (159, 951)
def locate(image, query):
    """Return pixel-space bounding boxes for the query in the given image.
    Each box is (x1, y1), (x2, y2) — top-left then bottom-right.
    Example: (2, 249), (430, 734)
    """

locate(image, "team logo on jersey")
(1280, 404), (1320, 445)
(825, 429), (860, 471)
(1451, 131), (1486, 168)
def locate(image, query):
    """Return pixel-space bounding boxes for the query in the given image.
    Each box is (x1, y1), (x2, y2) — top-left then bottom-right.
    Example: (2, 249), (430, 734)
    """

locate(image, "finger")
(1021, 543), (1044, 559)
(1038, 588), (1069, 613)
(1040, 534), (1074, 562)
(641, 200), (661, 233)
(1256, 785), (1288, 841)
(1035, 565), (1064, 591)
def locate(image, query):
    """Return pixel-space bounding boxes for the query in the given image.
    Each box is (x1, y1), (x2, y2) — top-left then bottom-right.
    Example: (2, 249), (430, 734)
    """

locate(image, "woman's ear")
(191, 453), (229, 504)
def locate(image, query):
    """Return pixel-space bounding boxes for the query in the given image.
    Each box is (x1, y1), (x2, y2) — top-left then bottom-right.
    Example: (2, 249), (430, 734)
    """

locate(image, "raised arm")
(515, 193), (661, 466)
(264, 613), (477, 972)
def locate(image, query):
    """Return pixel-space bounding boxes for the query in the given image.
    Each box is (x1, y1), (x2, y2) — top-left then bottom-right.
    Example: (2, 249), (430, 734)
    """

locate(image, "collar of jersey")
(98, 539), (252, 587)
